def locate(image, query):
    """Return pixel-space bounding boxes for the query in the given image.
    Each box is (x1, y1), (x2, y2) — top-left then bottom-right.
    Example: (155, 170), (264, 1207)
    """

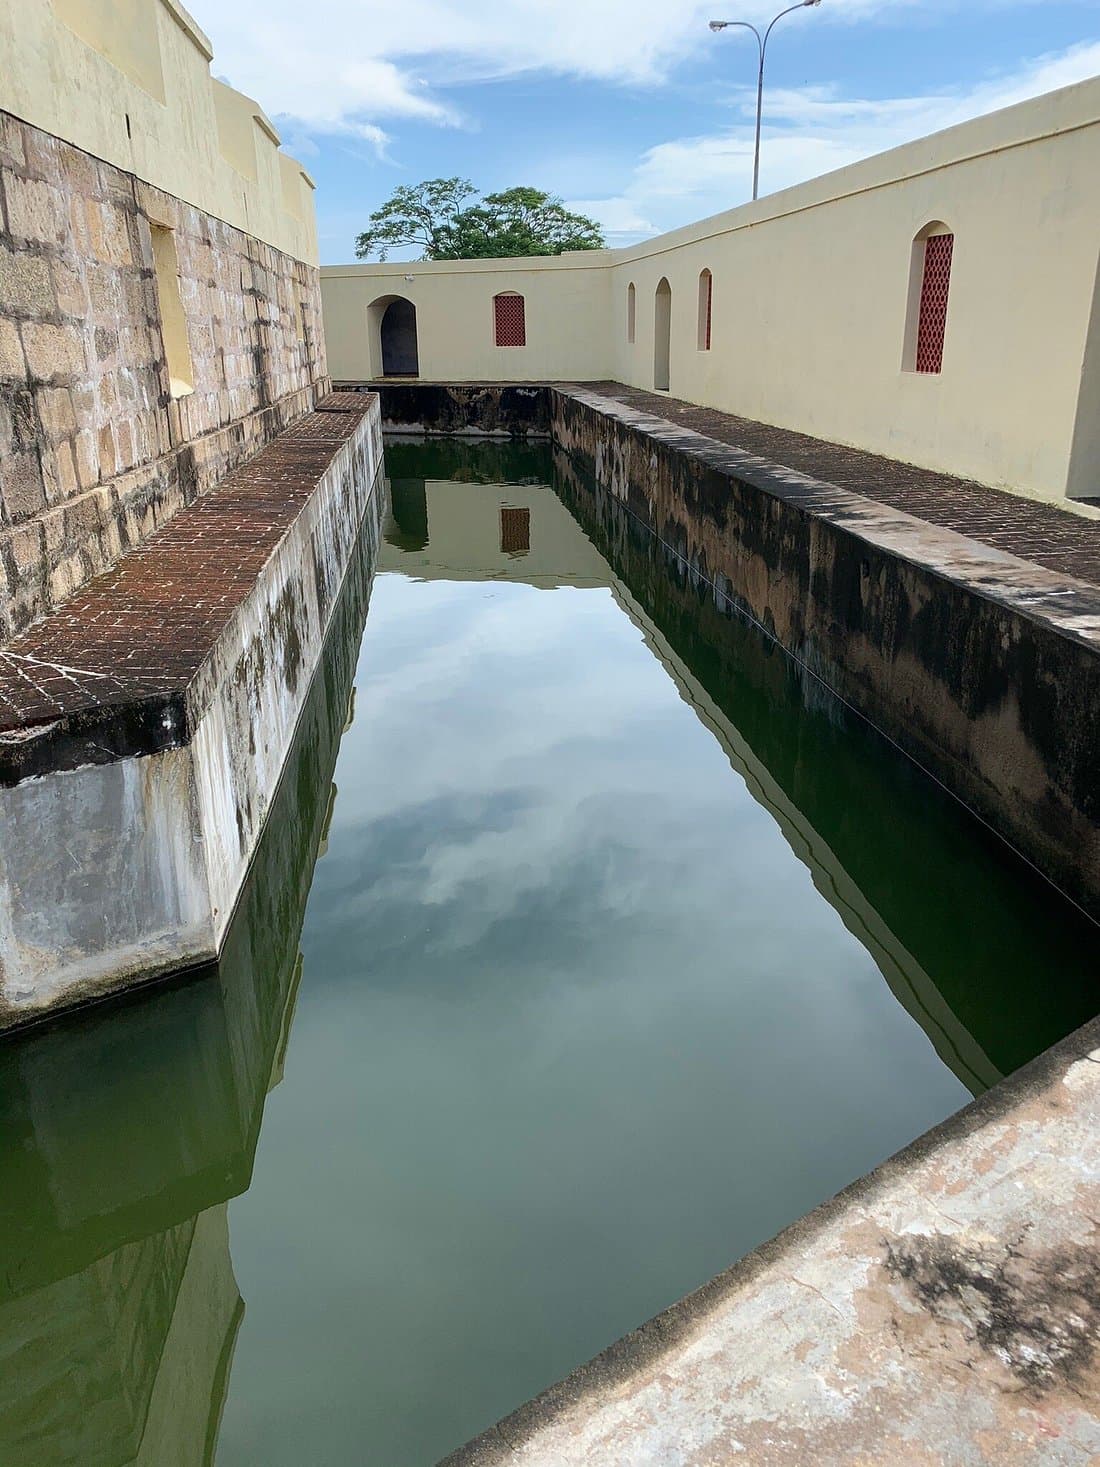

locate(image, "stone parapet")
(549, 386), (1100, 920)
(0, 391), (382, 1028)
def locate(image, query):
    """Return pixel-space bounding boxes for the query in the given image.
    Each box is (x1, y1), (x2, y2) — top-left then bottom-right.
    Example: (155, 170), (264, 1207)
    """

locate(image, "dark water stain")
(885, 1232), (1100, 1394)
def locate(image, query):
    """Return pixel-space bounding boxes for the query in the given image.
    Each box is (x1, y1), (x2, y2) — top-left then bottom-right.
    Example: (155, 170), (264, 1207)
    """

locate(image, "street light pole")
(709, 1), (821, 202)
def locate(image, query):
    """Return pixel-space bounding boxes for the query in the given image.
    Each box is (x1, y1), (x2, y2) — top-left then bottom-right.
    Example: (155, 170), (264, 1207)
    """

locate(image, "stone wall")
(0, 107), (328, 642)
(371, 380), (551, 438)
(0, 396), (382, 1027)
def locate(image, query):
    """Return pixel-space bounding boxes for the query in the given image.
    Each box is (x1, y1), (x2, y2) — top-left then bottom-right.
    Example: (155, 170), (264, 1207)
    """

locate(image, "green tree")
(354, 177), (475, 262)
(355, 179), (605, 261)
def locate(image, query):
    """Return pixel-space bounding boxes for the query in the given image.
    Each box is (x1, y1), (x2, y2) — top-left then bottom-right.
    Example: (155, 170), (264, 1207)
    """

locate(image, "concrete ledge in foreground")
(442, 1015), (1100, 1465)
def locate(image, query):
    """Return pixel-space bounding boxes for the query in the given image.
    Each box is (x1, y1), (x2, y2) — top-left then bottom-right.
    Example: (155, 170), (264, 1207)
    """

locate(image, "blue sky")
(189, 0), (1099, 263)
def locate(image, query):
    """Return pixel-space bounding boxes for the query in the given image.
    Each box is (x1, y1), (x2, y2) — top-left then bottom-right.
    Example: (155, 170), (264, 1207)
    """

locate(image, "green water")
(0, 441), (1095, 1466)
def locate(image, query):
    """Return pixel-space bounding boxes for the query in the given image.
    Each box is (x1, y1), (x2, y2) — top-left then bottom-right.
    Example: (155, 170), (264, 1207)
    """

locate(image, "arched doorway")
(380, 297), (418, 376)
(368, 295), (419, 377)
(385, 478), (429, 551)
(654, 277), (672, 391)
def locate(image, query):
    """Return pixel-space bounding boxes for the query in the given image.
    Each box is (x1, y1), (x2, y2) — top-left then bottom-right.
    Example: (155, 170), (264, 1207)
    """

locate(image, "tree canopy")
(355, 179), (605, 262)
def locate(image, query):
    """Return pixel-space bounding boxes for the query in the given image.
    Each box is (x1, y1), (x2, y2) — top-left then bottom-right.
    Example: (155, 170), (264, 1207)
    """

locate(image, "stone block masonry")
(0, 392), (382, 1029)
(0, 106), (328, 642)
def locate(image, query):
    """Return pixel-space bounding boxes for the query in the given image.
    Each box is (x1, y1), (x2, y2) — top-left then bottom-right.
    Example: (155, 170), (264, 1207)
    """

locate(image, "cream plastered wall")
(0, 0), (319, 265)
(322, 255), (614, 383)
(323, 77), (1100, 500)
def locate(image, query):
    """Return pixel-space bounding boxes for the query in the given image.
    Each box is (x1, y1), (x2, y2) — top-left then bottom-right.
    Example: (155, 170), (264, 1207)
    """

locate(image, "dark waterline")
(0, 441), (1095, 1467)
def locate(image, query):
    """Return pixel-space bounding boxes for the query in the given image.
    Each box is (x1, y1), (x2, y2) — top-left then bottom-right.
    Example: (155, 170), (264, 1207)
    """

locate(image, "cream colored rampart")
(323, 77), (1100, 500)
(0, 0), (318, 264)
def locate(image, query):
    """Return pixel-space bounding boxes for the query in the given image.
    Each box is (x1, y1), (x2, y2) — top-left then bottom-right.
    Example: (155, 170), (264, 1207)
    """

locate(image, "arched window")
(697, 269), (713, 352)
(494, 292), (526, 347)
(627, 282), (636, 344)
(904, 225), (954, 374)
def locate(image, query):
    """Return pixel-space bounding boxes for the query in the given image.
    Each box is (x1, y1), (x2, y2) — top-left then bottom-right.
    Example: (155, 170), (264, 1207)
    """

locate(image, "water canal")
(0, 440), (1095, 1466)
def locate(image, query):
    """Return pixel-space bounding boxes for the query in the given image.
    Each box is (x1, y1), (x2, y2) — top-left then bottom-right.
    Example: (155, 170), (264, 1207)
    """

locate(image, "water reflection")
(0, 440), (1094, 1467)
(382, 438), (608, 589)
(549, 445), (1098, 1085)
(380, 436), (1097, 1094)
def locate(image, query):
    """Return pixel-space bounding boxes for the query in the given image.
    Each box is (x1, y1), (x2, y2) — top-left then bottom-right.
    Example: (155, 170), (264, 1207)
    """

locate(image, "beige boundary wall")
(0, 0), (328, 638)
(323, 253), (612, 384)
(322, 77), (1100, 502)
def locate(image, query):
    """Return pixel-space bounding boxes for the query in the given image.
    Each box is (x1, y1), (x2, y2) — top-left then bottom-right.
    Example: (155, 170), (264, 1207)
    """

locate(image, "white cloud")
(186, 0), (1044, 152)
(192, 0), (713, 152)
(199, 14), (461, 155)
(571, 39), (1100, 239)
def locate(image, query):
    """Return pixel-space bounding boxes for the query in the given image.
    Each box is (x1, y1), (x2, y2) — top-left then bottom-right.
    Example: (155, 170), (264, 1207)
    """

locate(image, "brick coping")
(553, 385), (1100, 645)
(583, 382), (1100, 585)
(0, 392), (374, 784)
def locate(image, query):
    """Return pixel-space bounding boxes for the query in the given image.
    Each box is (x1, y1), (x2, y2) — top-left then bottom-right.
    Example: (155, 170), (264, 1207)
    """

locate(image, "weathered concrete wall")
(0, 398), (383, 1028)
(0, 104), (328, 640)
(550, 388), (1100, 920)
(551, 447), (1099, 1089)
(324, 78), (1100, 501)
(371, 380), (551, 438)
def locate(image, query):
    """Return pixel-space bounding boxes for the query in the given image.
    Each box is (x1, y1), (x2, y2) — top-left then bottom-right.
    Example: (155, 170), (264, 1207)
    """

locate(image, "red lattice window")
(915, 233), (953, 374)
(500, 505), (530, 554)
(494, 293), (526, 347)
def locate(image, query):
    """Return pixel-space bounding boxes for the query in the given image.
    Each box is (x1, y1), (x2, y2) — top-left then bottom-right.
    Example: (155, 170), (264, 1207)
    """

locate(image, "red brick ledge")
(0, 393), (376, 784)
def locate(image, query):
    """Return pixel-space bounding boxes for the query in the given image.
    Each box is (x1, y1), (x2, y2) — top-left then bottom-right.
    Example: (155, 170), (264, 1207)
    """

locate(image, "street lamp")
(709, 1), (821, 202)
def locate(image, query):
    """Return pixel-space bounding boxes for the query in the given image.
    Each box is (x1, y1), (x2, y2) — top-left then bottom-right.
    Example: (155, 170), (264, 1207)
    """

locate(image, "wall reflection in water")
(0, 494), (382, 1467)
(547, 443), (1097, 1088)
(384, 435), (1097, 1095)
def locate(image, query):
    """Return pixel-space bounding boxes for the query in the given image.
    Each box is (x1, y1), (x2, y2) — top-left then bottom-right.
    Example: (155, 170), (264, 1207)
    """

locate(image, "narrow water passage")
(0, 442), (1095, 1467)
